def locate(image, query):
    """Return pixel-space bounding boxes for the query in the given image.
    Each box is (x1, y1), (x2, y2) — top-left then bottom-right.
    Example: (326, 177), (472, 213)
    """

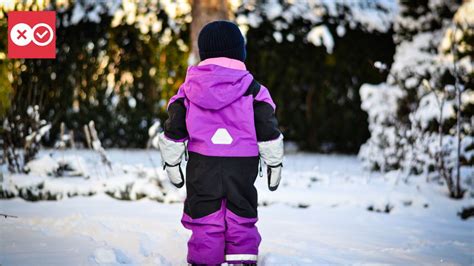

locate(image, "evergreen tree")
(359, 0), (473, 198)
(239, 0), (396, 152)
(1, 0), (190, 149)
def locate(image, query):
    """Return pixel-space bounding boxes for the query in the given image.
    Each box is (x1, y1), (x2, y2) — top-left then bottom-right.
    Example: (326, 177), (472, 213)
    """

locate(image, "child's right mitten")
(258, 134), (284, 191)
(158, 132), (185, 188)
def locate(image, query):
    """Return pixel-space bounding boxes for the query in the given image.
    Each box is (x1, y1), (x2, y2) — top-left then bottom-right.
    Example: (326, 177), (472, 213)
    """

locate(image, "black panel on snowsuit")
(184, 152), (259, 219)
(164, 98), (188, 140)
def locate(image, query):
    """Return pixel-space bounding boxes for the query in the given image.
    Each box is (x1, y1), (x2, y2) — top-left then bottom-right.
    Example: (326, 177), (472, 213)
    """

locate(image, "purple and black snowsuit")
(159, 57), (283, 264)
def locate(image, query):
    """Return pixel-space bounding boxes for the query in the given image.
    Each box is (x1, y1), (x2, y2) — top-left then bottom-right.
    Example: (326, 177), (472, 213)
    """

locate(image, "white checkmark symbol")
(36, 30), (48, 39)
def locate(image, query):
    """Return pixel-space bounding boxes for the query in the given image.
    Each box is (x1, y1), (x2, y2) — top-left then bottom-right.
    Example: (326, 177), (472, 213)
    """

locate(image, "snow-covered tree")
(359, 0), (473, 198)
(236, 0), (398, 152)
(0, 0), (190, 148)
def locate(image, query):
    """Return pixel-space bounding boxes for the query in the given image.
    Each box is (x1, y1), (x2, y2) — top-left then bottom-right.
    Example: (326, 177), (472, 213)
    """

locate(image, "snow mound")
(25, 155), (59, 176)
(1, 150), (184, 202)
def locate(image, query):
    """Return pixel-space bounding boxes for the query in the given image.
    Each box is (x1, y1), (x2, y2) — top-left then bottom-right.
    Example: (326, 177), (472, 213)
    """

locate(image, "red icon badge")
(8, 11), (56, 59)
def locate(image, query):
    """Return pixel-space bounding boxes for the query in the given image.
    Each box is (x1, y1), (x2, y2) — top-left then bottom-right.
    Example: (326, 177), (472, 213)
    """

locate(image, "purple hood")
(181, 64), (254, 110)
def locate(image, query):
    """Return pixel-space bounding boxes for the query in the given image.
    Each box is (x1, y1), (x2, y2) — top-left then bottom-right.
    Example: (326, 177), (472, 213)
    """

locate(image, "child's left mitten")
(258, 134), (284, 191)
(158, 132), (185, 188)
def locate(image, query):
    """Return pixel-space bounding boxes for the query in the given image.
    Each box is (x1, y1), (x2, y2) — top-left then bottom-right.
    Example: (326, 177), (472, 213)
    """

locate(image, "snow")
(93, 247), (119, 264)
(262, 0), (283, 21)
(307, 25), (334, 53)
(68, 0), (116, 25)
(454, 0), (474, 24)
(24, 155), (59, 176)
(70, 2), (86, 24)
(128, 97), (137, 108)
(247, 13), (263, 28)
(358, 1), (473, 176)
(391, 32), (438, 80)
(1, 150), (184, 202)
(259, 0), (397, 32)
(64, 0), (190, 34)
(336, 24), (346, 37)
(360, 83), (404, 125)
(272, 31), (283, 43)
(238, 0), (398, 41)
(413, 93), (455, 129)
(348, 0), (398, 32)
(286, 33), (295, 42)
(1, 150), (473, 264)
(25, 124), (51, 144)
(238, 0), (398, 53)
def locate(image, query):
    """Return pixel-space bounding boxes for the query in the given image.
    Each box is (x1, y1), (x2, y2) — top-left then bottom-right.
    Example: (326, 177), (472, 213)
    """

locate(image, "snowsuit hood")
(181, 64), (254, 110)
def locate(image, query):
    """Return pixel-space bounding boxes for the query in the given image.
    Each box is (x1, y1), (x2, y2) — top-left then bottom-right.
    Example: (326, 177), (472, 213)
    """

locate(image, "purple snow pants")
(181, 152), (261, 264)
(182, 200), (261, 264)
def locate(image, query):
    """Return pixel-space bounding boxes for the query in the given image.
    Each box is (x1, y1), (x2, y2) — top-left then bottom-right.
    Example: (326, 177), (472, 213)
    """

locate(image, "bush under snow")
(358, 0), (473, 197)
(1, 150), (184, 203)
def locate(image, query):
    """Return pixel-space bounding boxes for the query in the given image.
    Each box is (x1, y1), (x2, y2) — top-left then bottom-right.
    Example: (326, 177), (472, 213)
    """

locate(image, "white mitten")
(258, 134), (284, 191)
(158, 132), (185, 188)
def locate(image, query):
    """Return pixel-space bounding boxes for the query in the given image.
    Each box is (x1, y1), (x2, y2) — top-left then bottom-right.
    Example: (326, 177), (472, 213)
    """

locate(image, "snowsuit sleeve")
(252, 84), (281, 142)
(251, 82), (284, 191)
(164, 88), (188, 142)
(158, 88), (188, 188)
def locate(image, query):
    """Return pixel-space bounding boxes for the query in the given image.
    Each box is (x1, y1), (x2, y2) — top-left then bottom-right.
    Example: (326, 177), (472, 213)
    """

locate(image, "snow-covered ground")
(1, 150), (473, 265)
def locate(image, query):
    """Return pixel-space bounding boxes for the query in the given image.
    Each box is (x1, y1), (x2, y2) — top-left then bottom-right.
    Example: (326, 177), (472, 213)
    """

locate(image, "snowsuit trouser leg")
(224, 210), (260, 263)
(182, 201), (226, 264)
(182, 152), (261, 264)
(224, 156), (261, 263)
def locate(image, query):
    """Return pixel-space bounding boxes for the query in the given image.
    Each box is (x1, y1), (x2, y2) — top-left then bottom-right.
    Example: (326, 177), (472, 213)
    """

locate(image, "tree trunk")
(189, 0), (229, 65)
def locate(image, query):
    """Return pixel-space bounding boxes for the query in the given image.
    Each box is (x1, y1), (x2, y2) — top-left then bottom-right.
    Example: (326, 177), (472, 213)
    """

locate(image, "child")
(159, 20), (284, 265)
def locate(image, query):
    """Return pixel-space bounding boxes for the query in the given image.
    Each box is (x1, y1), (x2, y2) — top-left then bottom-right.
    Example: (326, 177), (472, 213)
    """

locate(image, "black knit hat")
(198, 20), (246, 62)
